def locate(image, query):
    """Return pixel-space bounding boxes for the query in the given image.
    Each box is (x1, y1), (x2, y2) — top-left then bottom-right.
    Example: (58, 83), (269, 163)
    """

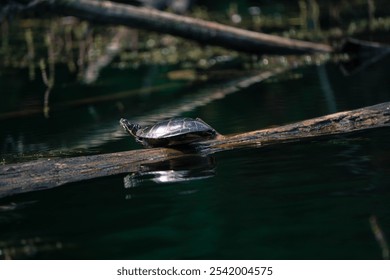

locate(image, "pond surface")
(0, 52), (389, 259)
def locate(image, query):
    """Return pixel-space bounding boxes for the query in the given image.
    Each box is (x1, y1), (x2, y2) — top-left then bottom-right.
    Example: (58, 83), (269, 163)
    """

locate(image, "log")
(0, 147), (186, 198)
(201, 102), (390, 152)
(40, 0), (333, 54)
(1, 101), (389, 198)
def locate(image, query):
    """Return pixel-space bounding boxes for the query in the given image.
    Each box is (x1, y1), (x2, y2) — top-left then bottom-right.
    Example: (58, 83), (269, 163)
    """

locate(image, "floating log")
(37, 0), (333, 54)
(1, 101), (389, 199)
(201, 101), (390, 152)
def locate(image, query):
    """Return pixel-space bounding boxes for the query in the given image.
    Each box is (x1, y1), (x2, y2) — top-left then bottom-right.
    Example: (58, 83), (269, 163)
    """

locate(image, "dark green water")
(1, 54), (390, 259)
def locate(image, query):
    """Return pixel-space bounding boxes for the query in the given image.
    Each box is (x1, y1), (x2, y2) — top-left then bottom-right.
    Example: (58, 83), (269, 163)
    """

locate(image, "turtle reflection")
(123, 155), (216, 188)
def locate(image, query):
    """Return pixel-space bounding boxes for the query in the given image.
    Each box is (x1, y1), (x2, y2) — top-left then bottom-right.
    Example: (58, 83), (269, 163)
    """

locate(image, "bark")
(1, 101), (389, 198)
(201, 102), (390, 152)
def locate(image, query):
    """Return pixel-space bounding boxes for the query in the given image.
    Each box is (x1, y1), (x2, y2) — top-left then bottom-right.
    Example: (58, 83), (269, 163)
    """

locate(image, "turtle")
(120, 117), (218, 147)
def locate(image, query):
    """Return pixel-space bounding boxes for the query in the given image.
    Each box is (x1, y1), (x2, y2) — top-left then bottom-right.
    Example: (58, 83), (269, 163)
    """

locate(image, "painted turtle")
(120, 117), (218, 147)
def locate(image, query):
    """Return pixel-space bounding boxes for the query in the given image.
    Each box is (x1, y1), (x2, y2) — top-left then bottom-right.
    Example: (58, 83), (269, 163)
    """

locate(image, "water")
(1, 54), (390, 259)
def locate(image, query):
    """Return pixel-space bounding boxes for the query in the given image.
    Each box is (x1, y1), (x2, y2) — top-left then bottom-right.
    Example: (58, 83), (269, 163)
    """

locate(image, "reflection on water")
(123, 155), (216, 188)
(0, 66), (291, 156)
(0, 52), (389, 259)
(0, 237), (65, 260)
(339, 38), (390, 76)
(1, 133), (389, 259)
(369, 215), (390, 260)
(2, 53), (389, 158)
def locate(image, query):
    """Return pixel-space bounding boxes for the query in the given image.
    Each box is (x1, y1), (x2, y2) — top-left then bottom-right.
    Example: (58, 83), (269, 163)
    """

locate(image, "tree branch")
(41, 0), (333, 54)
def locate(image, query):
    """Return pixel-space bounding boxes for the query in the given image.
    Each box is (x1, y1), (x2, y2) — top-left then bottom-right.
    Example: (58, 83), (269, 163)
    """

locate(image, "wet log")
(202, 102), (390, 152)
(38, 0), (333, 54)
(1, 101), (389, 199)
(0, 147), (186, 198)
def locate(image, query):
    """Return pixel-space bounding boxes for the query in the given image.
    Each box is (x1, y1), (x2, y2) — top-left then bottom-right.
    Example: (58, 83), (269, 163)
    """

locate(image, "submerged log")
(1, 101), (389, 198)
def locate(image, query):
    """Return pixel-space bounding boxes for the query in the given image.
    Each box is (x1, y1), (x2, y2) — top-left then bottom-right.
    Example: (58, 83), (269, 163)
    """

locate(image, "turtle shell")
(136, 117), (216, 146)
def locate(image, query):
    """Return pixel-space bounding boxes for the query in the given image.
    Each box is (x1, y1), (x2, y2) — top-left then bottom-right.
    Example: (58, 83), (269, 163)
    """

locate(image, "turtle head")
(120, 118), (141, 137)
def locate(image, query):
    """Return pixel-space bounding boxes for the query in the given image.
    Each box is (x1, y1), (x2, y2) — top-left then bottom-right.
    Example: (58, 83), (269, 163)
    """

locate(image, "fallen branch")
(37, 0), (333, 54)
(1, 101), (389, 198)
(201, 102), (390, 153)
